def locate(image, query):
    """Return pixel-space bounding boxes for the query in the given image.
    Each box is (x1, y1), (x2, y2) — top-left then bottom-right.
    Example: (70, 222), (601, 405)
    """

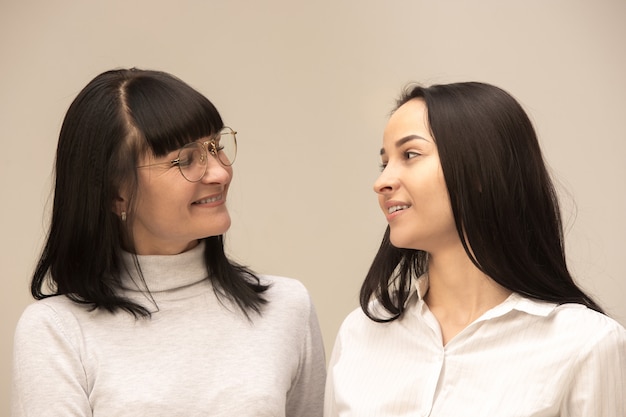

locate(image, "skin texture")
(119, 140), (233, 256)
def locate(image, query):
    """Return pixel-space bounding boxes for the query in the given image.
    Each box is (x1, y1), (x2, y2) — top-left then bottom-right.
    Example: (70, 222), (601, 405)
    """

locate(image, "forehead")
(381, 98), (433, 152)
(385, 98), (430, 138)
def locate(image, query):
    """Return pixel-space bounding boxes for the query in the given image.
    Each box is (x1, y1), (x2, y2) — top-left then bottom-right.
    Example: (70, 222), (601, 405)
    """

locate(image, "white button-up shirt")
(325, 276), (626, 416)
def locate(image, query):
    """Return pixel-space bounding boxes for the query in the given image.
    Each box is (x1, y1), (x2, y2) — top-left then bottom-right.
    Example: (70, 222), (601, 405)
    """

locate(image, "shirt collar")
(119, 241), (208, 293)
(411, 274), (557, 320)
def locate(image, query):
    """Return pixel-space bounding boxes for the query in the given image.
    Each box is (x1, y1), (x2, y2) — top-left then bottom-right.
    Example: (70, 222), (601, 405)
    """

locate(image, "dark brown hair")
(360, 82), (603, 322)
(32, 68), (268, 317)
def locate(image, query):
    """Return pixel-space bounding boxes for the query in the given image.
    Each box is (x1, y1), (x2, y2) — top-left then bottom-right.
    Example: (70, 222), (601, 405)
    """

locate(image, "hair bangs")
(122, 72), (223, 157)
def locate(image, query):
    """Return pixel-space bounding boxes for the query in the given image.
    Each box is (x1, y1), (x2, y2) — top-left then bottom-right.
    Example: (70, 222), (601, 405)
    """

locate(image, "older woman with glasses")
(12, 68), (326, 417)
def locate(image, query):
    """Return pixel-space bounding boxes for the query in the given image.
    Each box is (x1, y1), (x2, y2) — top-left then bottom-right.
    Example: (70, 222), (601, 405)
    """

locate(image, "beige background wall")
(1, 0), (625, 412)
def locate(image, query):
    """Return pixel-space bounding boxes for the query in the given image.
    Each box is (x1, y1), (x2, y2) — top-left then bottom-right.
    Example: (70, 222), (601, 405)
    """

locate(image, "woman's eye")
(174, 153), (194, 167)
(175, 147), (203, 167)
(175, 157), (191, 168)
(379, 151), (419, 171)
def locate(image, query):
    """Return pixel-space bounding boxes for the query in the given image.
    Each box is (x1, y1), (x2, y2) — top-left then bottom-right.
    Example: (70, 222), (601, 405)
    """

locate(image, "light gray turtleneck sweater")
(12, 242), (326, 416)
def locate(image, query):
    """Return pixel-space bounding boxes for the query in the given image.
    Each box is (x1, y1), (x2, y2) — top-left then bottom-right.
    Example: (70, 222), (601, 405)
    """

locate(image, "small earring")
(121, 211), (127, 222)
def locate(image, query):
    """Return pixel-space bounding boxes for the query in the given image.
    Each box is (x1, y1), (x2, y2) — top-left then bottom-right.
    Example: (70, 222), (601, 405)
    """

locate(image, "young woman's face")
(374, 98), (458, 253)
(129, 140), (233, 255)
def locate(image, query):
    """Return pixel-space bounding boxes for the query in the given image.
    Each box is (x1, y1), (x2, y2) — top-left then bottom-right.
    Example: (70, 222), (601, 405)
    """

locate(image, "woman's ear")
(111, 180), (130, 217)
(112, 196), (126, 216)
(112, 196), (128, 222)
(112, 184), (129, 219)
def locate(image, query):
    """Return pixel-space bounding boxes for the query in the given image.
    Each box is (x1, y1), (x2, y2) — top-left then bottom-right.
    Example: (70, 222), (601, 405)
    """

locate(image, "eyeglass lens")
(177, 128), (237, 182)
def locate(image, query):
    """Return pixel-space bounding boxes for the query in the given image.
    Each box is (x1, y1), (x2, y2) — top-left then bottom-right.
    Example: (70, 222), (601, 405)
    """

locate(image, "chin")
(389, 231), (420, 251)
(389, 233), (410, 249)
(208, 217), (231, 237)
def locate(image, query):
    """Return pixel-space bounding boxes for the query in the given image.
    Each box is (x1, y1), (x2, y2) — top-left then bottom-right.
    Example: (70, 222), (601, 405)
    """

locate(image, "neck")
(423, 244), (512, 333)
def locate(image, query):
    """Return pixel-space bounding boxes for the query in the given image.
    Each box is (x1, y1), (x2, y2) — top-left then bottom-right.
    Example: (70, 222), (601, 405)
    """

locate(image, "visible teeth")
(195, 195), (221, 204)
(388, 205), (409, 214)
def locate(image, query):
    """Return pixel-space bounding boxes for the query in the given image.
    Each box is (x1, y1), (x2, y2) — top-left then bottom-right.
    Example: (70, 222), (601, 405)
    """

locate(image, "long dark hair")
(32, 68), (268, 317)
(360, 82), (603, 322)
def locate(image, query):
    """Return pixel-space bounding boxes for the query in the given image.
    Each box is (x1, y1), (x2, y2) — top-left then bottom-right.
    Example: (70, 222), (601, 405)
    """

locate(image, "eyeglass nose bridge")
(186, 141), (216, 183)
(185, 141), (211, 170)
(198, 139), (221, 162)
(203, 139), (219, 156)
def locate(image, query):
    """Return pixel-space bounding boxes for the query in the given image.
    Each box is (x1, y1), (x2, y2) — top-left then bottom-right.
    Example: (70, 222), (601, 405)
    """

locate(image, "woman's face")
(128, 140), (233, 255)
(374, 98), (458, 253)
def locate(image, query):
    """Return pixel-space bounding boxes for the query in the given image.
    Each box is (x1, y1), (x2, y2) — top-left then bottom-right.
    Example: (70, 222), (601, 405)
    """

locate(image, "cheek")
(412, 169), (451, 212)
(429, 167), (449, 200)
(435, 177), (452, 205)
(430, 182), (453, 219)
(135, 182), (185, 220)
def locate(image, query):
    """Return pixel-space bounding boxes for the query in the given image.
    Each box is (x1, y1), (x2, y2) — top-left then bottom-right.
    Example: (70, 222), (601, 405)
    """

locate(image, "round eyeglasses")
(138, 127), (237, 182)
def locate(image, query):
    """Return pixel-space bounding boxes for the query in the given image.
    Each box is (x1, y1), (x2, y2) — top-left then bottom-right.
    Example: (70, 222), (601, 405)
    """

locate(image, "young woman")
(12, 68), (326, 417)
(324, 82), (625, 416)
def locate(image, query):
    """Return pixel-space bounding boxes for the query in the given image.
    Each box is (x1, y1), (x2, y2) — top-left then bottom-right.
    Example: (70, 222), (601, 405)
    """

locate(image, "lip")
(192, 193), (225, 207)
(382, 199), (411, 221)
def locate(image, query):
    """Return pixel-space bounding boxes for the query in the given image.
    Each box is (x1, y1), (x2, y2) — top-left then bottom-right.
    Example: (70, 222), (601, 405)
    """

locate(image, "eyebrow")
(380, 134), (429, 155)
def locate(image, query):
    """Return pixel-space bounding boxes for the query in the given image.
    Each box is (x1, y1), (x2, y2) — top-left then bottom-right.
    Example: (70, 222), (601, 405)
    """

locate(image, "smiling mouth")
(388, 205), (410, 214)
(193, 195), (222, 204)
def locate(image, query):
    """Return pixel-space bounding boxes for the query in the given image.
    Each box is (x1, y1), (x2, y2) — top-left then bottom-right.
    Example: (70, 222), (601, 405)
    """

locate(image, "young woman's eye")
(405, 151), (421, 159)
(379, 162), (388, 171)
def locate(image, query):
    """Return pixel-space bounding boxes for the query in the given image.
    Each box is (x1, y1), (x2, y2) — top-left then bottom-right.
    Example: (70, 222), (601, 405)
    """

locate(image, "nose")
(200, 153), (232, 184)
(373, 164), (399, 195)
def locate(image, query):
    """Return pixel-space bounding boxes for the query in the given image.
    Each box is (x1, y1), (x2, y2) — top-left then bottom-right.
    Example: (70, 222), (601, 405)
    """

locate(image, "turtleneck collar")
(119, 241), (209, 293)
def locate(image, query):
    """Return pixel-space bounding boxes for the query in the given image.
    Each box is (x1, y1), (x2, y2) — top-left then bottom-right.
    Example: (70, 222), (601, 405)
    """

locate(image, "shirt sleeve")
(285, 294), (327, 417)
(323, 330), (342, 417)
(11, 302), (92, 417)
(561, 320), (626, 416)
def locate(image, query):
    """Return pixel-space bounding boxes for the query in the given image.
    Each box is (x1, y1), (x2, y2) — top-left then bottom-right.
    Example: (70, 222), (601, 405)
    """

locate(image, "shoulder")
(340, 306), (370, 328)
(17, 296), (85, 326)
(257, 275), (317, 320)
(549, 303), (624, 332)
(261, 275), (312, 304)
(335, 305), (391, 342)
(511, 300), (626, 364)
(337, 292), (419, 334)
(547, 305), (626, 409)
(509, 295), (624, 339)
(549, 303), (626, 350)
(14, 296), (90, 348)
(329, 306), (409, 374)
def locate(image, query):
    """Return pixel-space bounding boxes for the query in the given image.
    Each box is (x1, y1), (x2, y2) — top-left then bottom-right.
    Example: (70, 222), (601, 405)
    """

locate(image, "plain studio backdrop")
(1, 0), (625, 412)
